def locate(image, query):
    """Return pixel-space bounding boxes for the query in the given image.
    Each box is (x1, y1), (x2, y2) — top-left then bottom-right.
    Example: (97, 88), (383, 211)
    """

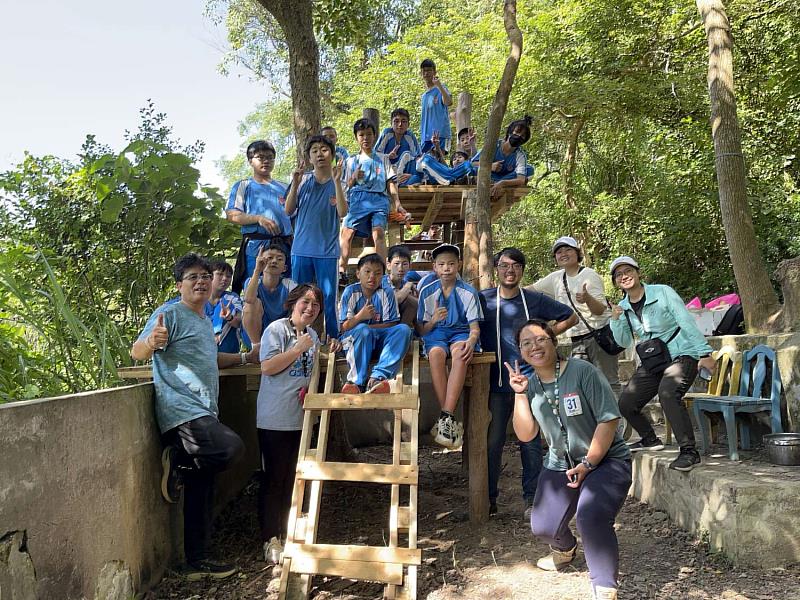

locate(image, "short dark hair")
(265, 239), (289, 261)
(458, 127), (470, 139)
(505, 116), (533, 145)
(420, 58), (436, 70)
(210, 259), (233, 275)
(515, 318), (558, 347)
(357, 253), (386, 272)
(246, 140), (276, 160)
(285, 283), (324, 314)
(451, 150), (469, 165)
(391, 108), (410, 121)
(353, 118), (377, 138)
(388, 245), (412, 262)
(494, 247), (526, 267)
(173, 253), (212, 282)
(321, 126), (336, 134)
(305, 134), (335, 157)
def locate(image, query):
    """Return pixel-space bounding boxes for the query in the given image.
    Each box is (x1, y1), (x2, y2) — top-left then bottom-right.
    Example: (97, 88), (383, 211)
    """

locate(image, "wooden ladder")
(279, 341), (421, 600)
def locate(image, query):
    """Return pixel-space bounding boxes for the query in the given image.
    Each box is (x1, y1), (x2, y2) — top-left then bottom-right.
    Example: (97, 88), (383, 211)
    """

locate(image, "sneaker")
(434, 415), (463, 449)
(627, 437), (665, 452)
(366, 377), (391, 394)
(669, 449), (701, 472)
(341, 381), (362, 394)
(593, 586), (618, 600)
(536, 544), (577, 571)
(523, 498), (534, 522)
(182, 559), (237, 581)
(160, 446), (183, 504)
(264, 536), (284, 565)
(489, 501), (498, 516)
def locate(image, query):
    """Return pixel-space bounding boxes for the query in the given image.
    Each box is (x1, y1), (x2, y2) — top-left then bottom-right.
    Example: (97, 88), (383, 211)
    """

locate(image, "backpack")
(712, 304), (745, 336)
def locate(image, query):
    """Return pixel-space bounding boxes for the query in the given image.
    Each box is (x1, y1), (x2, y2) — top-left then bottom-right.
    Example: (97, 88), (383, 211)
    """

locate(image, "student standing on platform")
(480, 247), (577, 518)
(418, 244), (483, 449)
(131, 253), (259, 580)
(226, 140), (293, 293)
(529, 236), (620, 396)
(386, 244), (419, 328)
(340, 118), (407, 283)
(419, 59), (453, 152)
(242, 241), (298, 343)
(471, 116), (534, 198)
(257, 284), (323, 566)
(285, 134), (347, 341)
(509, 319), (631, 600)
(375, 108), (420, 184)
(608, 256), (715, 472)
(321, 126), (349, 166)
(339, 253), (413, 394)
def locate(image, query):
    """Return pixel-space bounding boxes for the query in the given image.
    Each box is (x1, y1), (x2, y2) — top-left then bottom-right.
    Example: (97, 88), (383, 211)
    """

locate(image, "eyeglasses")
(253, 154), (276, 162)
(497, 263), (523, 272)
(613, 267), (637, 279)
(519, 336), (553, 350)
(182, 273), (213, 282)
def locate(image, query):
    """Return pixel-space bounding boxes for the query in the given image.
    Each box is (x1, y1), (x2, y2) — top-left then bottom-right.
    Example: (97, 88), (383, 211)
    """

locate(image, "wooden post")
(455, 92), (472, 143)
(466, 363), (490, 524)
(363, 108), (380, 132)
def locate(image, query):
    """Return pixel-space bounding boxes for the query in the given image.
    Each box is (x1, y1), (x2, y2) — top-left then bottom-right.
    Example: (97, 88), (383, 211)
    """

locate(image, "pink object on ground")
(705, 293), (741, 309)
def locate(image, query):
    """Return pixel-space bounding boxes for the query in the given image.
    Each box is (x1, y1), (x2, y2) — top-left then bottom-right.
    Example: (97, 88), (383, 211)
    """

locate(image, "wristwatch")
(580, 457), (595, 471)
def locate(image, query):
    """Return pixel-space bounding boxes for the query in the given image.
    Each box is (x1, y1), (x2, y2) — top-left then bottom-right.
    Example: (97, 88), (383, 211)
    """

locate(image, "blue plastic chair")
(692, 345), (783, 461)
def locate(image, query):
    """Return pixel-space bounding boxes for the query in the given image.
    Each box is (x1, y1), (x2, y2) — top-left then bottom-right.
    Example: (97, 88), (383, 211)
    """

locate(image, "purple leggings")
(530, 458), (631, 590)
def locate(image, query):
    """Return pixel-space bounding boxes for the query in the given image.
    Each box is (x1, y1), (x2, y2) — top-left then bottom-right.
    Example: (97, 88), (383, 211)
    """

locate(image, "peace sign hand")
(504, 360), (528, 394)
(292, 160), (306, 184)
(220, 299), (235, 321)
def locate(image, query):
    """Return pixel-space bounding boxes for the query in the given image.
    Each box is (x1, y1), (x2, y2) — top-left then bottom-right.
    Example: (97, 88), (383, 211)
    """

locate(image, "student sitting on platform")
(258, 284), (323, 566)
(340, 118), (408, 281)
(450, 151), (472, 185)
(209, 259), (249, 352)
(471, 115), (535, 198)
(386, 244), (419, 328)
(321, 125), (349, 166)
(131, 253), (259, 580)
(284, 134), (347, 341)
(417, 244), (483, 449)
(375, 107), (420, 185)
(339, 253), (413, 394)
(242, 241), (298, 342)
(457, 127), (478, 157)
(226, 140), (293, 293)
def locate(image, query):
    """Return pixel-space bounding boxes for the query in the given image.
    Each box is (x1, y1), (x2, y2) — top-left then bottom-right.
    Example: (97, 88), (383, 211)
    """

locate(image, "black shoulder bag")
(624, 310), (681, 374)
(562, 271), (625, 356)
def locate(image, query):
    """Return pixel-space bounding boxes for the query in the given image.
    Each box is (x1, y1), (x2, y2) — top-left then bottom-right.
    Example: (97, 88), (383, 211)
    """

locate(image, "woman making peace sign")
(508, 319), (631, 600)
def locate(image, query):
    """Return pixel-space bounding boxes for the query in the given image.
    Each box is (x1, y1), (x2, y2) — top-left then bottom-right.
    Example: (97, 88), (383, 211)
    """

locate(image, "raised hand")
(333, 160), (343, 181)
(387, 145), (400, 160)
(575, 282), (590, 304)
(219, 299), (233, 321)
(254, 247), (270, 274)
(431, 306), (448, 324)
(504, 360), (529, 394)
(291, 160), (306, 184)
(295, 332), (314, 353)
(149, 313), (169, 351)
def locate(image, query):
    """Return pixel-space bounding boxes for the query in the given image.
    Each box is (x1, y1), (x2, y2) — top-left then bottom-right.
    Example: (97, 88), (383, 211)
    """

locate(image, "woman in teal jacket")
(608, 256), (715, 472)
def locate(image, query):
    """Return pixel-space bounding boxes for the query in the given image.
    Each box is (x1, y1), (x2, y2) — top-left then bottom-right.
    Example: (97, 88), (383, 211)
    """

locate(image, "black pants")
(619, 356), (698, 450)
(163, 416), (245, 562)
(258, 429), (302, 542)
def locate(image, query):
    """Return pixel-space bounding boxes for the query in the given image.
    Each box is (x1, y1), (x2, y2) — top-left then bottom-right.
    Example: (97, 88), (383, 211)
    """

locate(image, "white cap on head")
(551, 236), (580, 254)
(610, 255), (640, 277)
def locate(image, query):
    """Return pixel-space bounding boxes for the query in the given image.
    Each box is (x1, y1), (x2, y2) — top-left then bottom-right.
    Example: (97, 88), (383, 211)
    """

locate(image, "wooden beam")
(284, 543), (421, 566)
(303, 392), (419, 411)
(286, 556), (404, 584)
(296, 461), (418, 485)
(420, 191), (444, 230)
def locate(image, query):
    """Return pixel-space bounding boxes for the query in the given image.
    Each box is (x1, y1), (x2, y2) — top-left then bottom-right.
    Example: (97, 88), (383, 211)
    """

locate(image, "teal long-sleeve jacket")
(610, 283), (712, 359)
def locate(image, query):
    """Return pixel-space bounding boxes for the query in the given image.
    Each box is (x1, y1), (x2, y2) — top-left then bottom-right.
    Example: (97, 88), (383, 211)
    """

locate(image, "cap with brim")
(431, 243), (461, 260)
(610, 255), (639, 277)
(551, 236), (580, 254)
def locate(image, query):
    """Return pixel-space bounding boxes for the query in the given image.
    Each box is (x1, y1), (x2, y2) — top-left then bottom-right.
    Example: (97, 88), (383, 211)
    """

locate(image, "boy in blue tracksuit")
(419, 58), (453, 153)
(418, 244), (483, 449)
(375, 108), (421, 185)
(226, 140), (293, 293)
(340, 118), (408, 281)
(285, 134), (348, 341)
(208, 260), (249, 352)
(471, 116), (534, 198)
(321, 126), (350, 166)
(339, 253), (412, 394)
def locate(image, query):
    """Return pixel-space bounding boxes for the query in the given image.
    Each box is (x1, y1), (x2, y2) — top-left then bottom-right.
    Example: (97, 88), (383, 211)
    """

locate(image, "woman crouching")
(508, 319), (631, 600)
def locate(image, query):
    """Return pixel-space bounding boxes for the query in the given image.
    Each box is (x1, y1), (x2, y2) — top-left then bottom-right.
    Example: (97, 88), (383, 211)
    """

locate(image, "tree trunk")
(562, 115), (585, 212)
(696, 0), (780, 332)
(256, 0), (321, 160)
(773, 257), (800, 332)
(466, 0), (522, 291)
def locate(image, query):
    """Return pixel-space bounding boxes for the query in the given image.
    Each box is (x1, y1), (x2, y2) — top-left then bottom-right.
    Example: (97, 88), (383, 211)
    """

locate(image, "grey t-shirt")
(257, 318), (320, 431)
(527, 358), (630, 470)
(137, 301), (219, 433)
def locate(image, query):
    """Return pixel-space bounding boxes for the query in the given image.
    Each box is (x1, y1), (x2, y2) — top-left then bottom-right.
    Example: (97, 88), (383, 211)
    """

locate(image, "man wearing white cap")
(528, 236), (621, 396)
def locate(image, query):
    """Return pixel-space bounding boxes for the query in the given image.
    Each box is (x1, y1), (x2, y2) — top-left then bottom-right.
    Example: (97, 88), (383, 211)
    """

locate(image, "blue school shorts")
(422, 328), (481, 356)
(343, 210), (388, 238)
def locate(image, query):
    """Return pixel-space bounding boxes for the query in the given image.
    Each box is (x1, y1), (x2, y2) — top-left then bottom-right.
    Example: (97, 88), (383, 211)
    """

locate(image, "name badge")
(563, 393), (583, 417)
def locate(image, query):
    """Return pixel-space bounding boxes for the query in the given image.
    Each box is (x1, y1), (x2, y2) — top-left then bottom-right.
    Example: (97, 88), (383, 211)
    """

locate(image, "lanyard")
(533, 360), (575, 469)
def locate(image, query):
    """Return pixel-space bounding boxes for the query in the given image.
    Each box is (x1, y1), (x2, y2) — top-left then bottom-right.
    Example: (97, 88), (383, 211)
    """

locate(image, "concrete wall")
(0, 381), (259, 600)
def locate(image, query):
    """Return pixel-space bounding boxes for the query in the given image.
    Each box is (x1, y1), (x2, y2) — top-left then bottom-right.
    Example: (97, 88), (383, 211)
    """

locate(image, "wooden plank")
(303, 392), (419, 411)
(296, 461), (418, 485)
(400, 442), (414, 464)
(397, 506), (411, 531)
(284, 543), (421, 566)
(465, 362), (491, 524)
(420, 191), (444, 230)
(286, 556), (404, 585)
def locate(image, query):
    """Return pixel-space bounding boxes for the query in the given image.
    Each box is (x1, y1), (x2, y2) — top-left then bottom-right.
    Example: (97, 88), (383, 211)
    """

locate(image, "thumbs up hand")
(149, 313), (169, 351)
(575, 282), (590, 304)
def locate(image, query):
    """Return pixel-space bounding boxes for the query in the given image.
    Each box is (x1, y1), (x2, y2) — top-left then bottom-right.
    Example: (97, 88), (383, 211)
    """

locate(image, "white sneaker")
(264, 536), (284, 565)
(536, 544), (577, 571)
(434, 415), (463, 449)
(593, 585), (618, 600)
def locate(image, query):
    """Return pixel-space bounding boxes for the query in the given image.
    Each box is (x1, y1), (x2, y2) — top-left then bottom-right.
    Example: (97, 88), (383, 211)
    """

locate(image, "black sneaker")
(182, 559), (237, 581)
(160, 446), (183, 503)
(627, 438), (665, 452)
(669, 449), (701, 472)
(489, 501), (498, 516)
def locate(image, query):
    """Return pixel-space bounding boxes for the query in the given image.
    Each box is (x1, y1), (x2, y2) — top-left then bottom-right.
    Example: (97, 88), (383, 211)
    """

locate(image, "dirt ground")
(147, 441), (800, 600)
